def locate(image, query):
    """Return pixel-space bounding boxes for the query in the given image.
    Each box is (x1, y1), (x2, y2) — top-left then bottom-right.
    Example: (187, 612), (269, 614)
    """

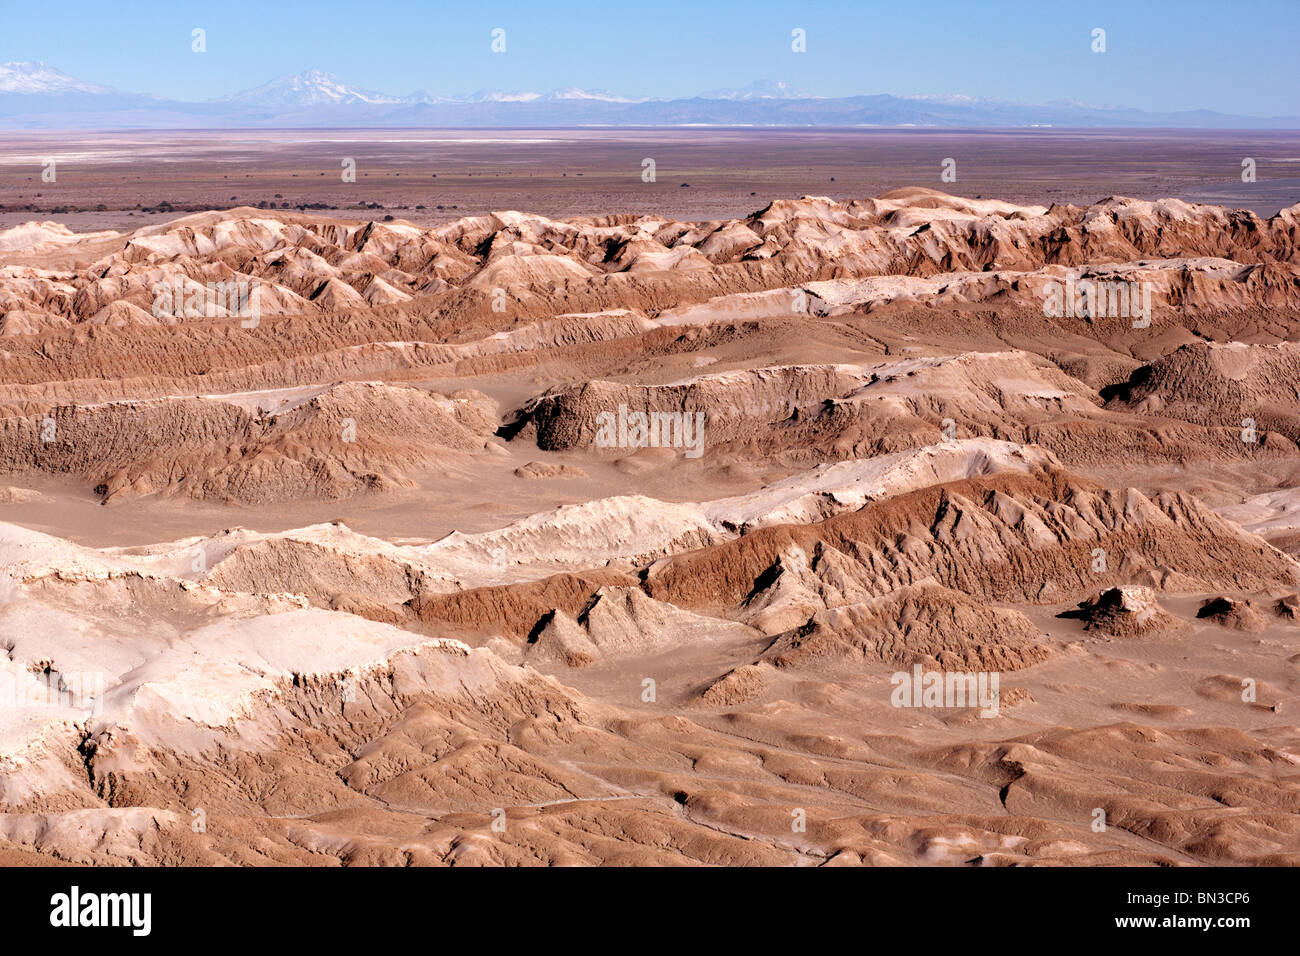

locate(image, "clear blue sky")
(2, 0), (1297, 114)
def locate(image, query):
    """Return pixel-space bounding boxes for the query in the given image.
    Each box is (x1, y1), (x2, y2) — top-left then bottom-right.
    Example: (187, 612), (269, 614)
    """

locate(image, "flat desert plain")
(0, 130), (1299, 865)
(3, 128), (1299, 230)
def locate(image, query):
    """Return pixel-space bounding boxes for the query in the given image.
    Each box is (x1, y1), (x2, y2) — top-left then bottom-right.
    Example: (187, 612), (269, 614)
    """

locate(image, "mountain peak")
(700, 79), (814, 100)
(0, 61), (117, 94)
(466, 89), (543, 103)
(220, 69), (401, 107)
(544, 87), (645, 103)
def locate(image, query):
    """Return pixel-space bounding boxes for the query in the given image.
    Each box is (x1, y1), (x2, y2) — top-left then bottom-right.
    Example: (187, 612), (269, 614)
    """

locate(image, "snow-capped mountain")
(403, 89), (458, 105)
(433, 87), (643, 104)
(0, 61), (117, 95)
(543, 87), (647, 103)
(220, 70), (401, 107)
(0, 64), (1294, 129)
(463, 89), (543, 103)
(699, 79), (813, 100)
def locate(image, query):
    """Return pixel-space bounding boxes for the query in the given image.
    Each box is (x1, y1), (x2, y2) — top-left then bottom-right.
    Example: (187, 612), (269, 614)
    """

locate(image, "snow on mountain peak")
(0, 61), (117, 94)
(700, 79), (813, 101)
(220, 70), (401, 107)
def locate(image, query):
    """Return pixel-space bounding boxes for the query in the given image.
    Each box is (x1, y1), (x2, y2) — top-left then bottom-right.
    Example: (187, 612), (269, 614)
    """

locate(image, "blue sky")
(2, 0), (1297, 114)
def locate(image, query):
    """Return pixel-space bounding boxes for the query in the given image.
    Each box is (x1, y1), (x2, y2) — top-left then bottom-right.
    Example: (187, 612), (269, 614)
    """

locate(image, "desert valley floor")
(1, 165), (1300, 864)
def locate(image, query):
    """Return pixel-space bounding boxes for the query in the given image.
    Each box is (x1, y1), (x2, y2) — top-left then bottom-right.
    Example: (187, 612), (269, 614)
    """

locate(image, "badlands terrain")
(1, 184), (1300, 866)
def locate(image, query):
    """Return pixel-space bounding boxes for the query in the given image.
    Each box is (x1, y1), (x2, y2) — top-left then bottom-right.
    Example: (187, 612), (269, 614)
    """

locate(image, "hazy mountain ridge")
(2, 63), (1296, 129)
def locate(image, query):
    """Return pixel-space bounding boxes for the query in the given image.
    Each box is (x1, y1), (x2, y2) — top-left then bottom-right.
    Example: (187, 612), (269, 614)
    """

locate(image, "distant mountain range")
(2, 62), (1296, 130)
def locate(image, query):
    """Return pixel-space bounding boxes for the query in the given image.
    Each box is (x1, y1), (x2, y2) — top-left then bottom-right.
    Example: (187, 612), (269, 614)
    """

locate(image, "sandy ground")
(2, 129), (1298, 233)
